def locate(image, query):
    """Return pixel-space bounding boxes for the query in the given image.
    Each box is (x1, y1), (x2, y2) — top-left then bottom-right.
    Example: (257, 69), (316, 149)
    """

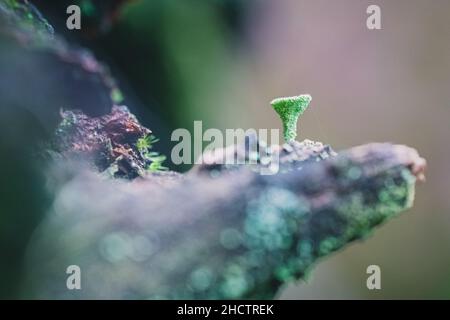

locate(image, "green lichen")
(271, 95), (312, 142)
(24, 142), (421, 299)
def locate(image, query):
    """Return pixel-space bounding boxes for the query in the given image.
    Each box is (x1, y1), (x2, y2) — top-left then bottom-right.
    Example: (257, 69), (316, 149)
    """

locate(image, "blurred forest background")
(1, 0), (450, 298)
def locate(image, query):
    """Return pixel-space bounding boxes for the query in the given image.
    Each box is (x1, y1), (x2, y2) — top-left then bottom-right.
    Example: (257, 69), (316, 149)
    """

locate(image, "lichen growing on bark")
(0, 0), (54, 43)
(271, 95), (312, 142)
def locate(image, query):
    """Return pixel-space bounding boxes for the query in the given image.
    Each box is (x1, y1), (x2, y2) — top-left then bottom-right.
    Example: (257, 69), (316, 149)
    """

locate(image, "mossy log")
(24, 130), (426, 298)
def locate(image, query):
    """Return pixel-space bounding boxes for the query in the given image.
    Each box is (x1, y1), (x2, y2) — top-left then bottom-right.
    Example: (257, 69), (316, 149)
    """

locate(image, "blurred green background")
(2, 0), (450, 299)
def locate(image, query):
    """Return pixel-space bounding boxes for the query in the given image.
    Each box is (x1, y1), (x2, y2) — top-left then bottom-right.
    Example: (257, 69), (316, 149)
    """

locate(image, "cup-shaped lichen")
(271, 95), (312, 142)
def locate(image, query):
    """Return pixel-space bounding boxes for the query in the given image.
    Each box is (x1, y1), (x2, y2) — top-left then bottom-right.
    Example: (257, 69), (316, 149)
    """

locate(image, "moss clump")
(135, 134), (167, 173)
(271, 95), (312, 142)
(53, 106), (168, 179)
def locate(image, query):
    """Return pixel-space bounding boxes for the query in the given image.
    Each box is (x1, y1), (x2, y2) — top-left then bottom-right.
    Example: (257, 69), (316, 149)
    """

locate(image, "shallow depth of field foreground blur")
(126, 0), (449, 299)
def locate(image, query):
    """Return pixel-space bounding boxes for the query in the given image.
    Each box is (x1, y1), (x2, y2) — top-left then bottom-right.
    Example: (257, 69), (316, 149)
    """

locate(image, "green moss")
(271, 95), (312, 142)
(135, 134), (168, 172)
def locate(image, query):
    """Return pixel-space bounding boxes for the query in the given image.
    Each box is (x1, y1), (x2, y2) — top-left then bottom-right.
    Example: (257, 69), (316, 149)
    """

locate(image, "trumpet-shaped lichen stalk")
(271, 95), (312, 142)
